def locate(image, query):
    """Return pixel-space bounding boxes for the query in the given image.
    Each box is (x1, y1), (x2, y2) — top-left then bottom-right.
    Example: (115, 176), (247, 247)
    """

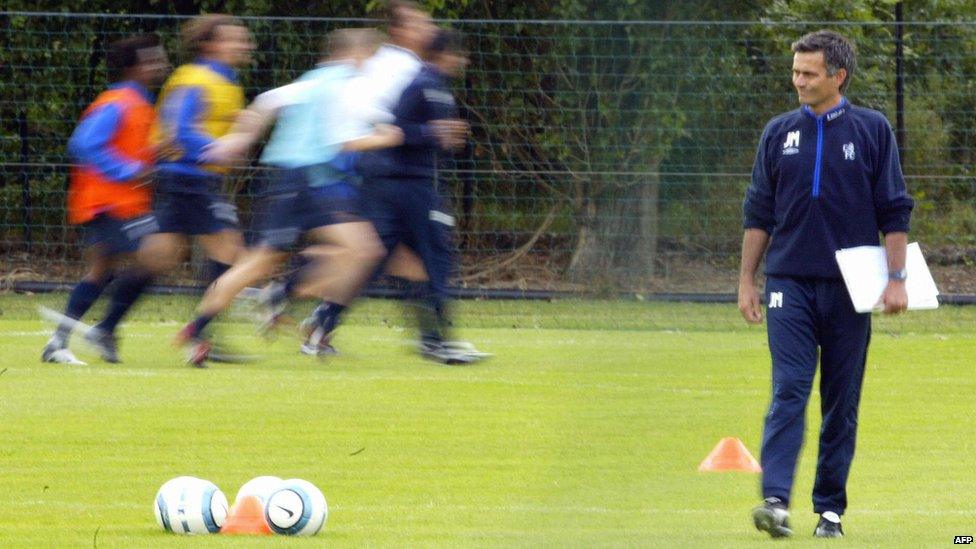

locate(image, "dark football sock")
(314, 301), (347, 334)
(403, 281), (442, 343)
(431, 295), (452, 340)
(187, 313), (215, 339)
(283, 268), (302, 298)
(54, 278), (109, 343)
(96, 271), (152, 335)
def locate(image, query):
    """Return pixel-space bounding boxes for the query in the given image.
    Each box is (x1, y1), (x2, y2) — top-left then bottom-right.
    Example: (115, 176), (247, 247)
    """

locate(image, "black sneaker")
(752, 497), (792, 538)
(813, 512), (844, 538)
(83, 327), (120, 363)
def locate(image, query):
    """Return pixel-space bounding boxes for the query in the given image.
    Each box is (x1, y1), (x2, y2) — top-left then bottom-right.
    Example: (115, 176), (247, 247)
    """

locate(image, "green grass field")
(0, 292), (974, 547)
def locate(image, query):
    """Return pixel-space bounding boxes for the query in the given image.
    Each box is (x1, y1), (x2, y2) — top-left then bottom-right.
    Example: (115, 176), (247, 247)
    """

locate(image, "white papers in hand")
(834, 242), (939, 313)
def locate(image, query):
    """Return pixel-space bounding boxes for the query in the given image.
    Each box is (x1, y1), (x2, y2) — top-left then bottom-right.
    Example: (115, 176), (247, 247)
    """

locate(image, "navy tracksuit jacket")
(743, 98), (914, 514)
(359, 65), (460, 304)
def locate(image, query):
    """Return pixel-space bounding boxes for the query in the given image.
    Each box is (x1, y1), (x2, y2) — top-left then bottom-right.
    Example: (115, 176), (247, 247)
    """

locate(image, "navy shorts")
(250, 166), (364, 251)
(81, 213), (159, 256)
(153, 173), (240, 235)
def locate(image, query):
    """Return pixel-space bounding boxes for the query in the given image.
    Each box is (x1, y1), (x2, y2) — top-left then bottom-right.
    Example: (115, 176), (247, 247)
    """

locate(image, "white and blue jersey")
(249, 62), (369, 249)
(743, 98), (914, 279)
(259, 63), (366, 173)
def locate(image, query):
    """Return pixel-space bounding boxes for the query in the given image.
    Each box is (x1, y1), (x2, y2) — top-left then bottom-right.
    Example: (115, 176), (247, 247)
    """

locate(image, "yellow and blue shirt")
(153, 59), (244, 188)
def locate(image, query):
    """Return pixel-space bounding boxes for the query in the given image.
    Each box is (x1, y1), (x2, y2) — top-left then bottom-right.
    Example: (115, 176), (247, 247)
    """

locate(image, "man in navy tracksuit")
(359, 29), (488, 364)
(739, 31), (914, 539)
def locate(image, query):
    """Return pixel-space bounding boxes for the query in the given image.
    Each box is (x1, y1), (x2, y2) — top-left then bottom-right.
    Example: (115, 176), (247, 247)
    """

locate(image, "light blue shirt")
(260, 63), (363, 170)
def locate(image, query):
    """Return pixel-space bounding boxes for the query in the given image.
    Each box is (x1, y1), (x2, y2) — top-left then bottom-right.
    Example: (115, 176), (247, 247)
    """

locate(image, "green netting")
(2, 13), (975, 303)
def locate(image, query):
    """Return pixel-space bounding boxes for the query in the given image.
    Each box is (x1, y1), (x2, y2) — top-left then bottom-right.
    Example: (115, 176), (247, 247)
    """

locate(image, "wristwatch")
(888, 268), (908, 282)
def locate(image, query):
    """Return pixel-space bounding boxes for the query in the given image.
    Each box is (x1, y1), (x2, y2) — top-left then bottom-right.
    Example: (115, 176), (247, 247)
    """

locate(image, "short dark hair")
(181, 13), (245, 58)
(429, 28), (465, 56)
(791, 30), (857, 93)
(106, 34), (161, 81)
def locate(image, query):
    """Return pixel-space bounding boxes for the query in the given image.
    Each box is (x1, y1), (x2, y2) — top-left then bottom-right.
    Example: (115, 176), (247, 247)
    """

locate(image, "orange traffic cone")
(698, 437), (762, 472)
(220, 495), (272, 535)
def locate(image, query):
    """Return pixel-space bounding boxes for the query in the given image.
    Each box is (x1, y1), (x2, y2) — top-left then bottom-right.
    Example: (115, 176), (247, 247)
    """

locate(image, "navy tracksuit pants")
(360, 177), (455, 302)
(761, 276), (871, 515)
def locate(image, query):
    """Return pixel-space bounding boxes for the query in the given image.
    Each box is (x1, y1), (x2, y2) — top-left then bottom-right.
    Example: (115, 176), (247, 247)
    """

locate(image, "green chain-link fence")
(3, 13), (976, 302)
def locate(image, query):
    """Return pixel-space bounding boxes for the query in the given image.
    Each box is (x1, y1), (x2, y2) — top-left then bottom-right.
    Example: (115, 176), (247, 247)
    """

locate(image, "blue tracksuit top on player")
(743, 98), (914, 279)
(361, 64), (459, 180)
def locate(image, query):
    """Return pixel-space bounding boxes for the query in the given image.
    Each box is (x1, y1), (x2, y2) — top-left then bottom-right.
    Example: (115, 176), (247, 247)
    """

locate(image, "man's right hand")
(430, 119), (469, 150)
(738, 281), (764, 324)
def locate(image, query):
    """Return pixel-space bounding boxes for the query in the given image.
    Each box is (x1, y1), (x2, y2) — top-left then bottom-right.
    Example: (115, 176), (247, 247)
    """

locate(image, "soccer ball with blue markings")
(234, 475), (284, 505)
(153, 476), (228, 535)
(264, 479), (328, 536)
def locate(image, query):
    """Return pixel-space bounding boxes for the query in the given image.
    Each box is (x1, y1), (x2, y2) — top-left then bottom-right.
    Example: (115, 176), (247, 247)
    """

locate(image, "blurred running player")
(41, 35), (170, 364)
(357, 27), (487, 364)
(285, 7), (485, 364)
(81, 15), (254, 362)
(176, 28), (403, 366)
(256, 1), (437, 351)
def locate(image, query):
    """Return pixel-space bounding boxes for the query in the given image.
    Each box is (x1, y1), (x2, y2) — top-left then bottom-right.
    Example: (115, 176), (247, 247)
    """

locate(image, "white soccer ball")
(264, 479), (328, 536)
(235, 475), (284, 505)
(153, 476), (228, 535)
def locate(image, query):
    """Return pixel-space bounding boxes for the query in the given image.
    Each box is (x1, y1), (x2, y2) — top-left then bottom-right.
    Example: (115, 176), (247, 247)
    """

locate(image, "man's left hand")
(881, 280), (908, 314)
